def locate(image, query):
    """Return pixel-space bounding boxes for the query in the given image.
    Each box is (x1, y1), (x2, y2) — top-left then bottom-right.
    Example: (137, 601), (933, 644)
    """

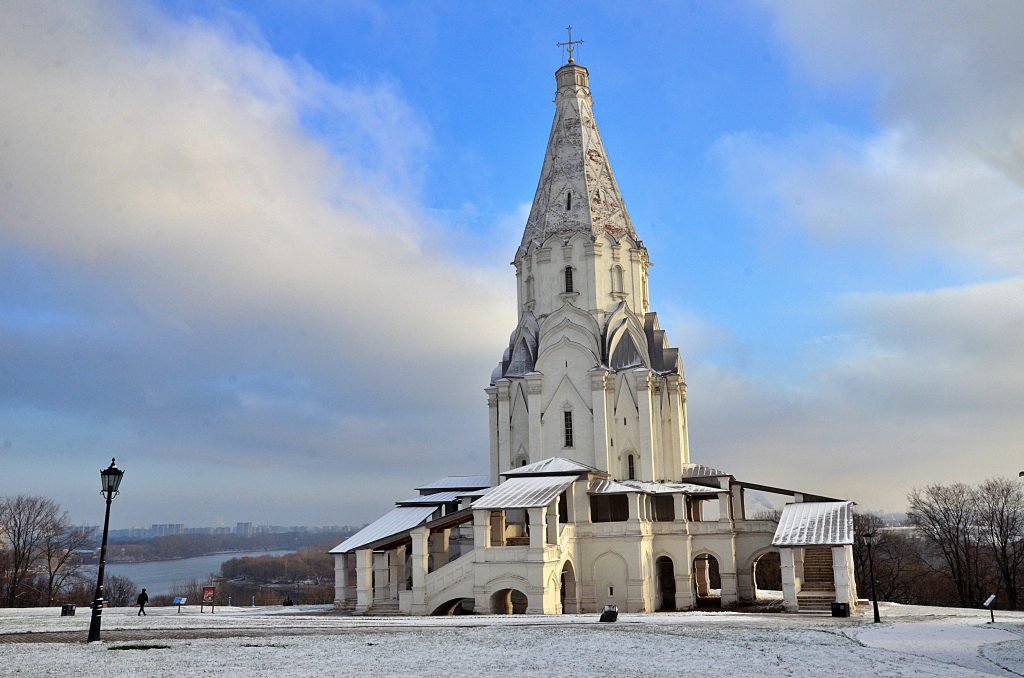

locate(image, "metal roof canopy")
(589, 479), (720, 496)
(772, 501), (855, 547)
(737, 480), (842, 502)
(329, 505), (437, 554)
(415, 475), (491, 492)
(502, 457), (598, 478)
(396, 491), (463, 506)
(472, 475), (577, 509)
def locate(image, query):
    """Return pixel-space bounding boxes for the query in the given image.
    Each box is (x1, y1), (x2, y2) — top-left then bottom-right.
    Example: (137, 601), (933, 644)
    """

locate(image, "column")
(472, 509), (491, 549)
(718, 477), (733, 526)
(430, 529), (450, 569)
(832, 545), (856, 608)
(525, 373), (543, 461)
(389, 545), (406, 598)
(496, 379), (512, 472)
(675, 538), (694, 610)
(693, 557), (710, 597)
(780, 548), (798, 612)
(528, 507), (547, 548)
(635, 371), (655, 481)
(334, 554), (348, 605)
(731, 485), (746, 522)
(355, 549), (373, 613)
(591, 370), (611, 472)
(409, 528), (429, 615)
(546, 499), (559, 545)
(372, 551), (389, 603)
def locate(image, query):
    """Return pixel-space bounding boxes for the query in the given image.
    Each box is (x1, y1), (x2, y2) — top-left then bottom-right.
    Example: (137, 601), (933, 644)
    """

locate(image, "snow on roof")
(681, 462), (729, 479)
(502, 457), (597, 477)
(472, 475), (577, 509)
(395, 491), (463, 506)
(415, 475), (490, 492)
(590, 479), (721, 495)
(772, 501), (855, 547)
(329, 506), (437, 553)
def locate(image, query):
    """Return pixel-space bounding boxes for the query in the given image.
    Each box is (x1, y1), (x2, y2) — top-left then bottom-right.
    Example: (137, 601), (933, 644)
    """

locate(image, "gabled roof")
(772, 501), (855, 547)
(502, 457), (598, 477)
(472, 475), (577, 510)
(414, 475), (490, 492)
(329, 506), (437, 554)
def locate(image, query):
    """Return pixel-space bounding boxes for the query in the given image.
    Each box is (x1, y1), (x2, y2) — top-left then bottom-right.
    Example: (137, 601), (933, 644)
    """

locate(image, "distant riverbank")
(101, 550), (294, 595)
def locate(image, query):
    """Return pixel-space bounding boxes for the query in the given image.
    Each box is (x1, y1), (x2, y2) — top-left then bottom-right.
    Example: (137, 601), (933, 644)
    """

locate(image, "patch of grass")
(108, 644), (171, 651)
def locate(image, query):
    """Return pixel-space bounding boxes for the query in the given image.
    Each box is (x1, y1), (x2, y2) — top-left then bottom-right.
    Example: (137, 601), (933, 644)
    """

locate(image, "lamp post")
(87, 458), (124, 643)
(861, 532), (881, 624)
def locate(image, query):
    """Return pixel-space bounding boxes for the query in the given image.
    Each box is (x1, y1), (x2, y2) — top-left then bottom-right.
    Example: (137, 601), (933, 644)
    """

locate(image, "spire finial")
(557, 25), (583, 64)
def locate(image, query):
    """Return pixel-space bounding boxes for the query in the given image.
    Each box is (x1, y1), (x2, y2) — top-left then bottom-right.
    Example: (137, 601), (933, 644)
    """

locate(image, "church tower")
(487, 58), (690, 486)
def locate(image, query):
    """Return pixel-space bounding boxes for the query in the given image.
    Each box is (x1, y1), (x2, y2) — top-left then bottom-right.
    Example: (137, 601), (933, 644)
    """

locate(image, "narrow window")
(520, 458), (527, 467)
(627, 454), (636, 480)
(563, 411), (574, 448)
(608, 586), (614, 596)
(525, 275), (534, 301)
(564, 266), (574, 293)
(566, 191), (572, 211)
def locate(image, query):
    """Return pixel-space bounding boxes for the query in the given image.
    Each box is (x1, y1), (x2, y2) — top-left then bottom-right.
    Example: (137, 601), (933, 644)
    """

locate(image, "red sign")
(202, 586), (215, 604)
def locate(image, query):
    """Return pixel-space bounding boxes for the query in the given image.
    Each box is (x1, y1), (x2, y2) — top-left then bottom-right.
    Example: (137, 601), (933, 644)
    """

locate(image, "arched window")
(627, 454), (636, 480)
(563, 411), (574, 448)
(564, 266), (574, 293)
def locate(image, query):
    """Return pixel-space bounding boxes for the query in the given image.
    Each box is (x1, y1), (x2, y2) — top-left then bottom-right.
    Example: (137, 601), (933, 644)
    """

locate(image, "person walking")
(136, 588), (149, 616)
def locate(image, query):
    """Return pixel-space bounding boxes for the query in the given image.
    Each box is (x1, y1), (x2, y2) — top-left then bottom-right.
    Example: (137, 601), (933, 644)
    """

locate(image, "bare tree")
(0, 496), (60, 607)
(907, 483), (985, 607)
(976, 477), (1024, 609)
(104, 575), (139, 607)
(42, 519), (92, 606)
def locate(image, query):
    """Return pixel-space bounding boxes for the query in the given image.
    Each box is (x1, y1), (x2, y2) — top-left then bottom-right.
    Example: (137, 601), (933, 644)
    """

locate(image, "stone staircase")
(363, 599), (404, 617)
(798, 548), (835, 612)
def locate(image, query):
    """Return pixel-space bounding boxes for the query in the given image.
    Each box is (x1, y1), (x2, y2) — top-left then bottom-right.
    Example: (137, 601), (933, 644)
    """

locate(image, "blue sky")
(2, 1), (1022, 527)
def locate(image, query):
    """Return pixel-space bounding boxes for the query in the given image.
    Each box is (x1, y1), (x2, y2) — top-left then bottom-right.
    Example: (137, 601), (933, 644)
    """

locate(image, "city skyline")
(2, 1), (1022, 527)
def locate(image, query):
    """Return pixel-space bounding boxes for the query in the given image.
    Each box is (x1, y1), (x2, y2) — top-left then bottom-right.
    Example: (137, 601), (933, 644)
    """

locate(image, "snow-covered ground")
(2, 602), (1023, 676)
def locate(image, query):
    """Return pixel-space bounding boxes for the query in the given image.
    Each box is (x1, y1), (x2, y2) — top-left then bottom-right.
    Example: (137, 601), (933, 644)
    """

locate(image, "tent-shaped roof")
(502, 457), (597, 478)
(472, 475), (577, 510)
(772, 501), (855, 547)
(329, 506), (436, 554)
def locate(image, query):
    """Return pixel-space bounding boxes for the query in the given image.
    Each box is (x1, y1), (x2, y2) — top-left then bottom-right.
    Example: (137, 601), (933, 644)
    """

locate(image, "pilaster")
(525, 373), (544, 462)
(486, 387), (499, 487)
(496, 379), (512, 473)
(409, 528), (429, 615)
(635, 371), (655, 481)
(590, 369), (611, 472)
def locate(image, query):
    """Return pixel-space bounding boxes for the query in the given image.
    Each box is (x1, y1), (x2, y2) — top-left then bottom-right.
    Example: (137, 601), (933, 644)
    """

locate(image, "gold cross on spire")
(557, 25), (583, 64)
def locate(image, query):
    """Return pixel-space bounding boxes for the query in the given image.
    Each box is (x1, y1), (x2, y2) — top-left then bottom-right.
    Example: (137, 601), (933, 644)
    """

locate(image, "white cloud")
(0, 1), (514, 524)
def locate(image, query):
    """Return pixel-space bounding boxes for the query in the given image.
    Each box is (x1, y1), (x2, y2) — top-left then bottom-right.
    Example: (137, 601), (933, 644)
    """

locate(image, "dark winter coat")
(137, 592), (149, 605)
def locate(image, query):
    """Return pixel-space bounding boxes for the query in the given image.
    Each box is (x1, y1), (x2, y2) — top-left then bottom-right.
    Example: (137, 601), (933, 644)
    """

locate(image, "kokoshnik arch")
(330, 50), (859, 616)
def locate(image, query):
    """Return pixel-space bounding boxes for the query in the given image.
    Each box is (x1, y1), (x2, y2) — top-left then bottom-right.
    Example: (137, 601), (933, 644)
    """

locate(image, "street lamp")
(861, 532), (881, 624)
(87, 458), (124, 643)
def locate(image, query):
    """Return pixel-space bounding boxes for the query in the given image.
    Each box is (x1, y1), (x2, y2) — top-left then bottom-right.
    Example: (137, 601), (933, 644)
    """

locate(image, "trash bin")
(830, 602), (849, 618)
(60, 604), (76, 617)
(599, 605), (618, 622)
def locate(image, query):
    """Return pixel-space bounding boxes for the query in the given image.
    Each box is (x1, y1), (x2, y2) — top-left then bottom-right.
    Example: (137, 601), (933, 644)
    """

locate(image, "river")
(101, 550), (293, 596)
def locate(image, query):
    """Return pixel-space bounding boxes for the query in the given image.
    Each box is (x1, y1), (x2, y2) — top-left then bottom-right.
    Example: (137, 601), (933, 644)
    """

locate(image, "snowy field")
(3, 603), (1024, 676)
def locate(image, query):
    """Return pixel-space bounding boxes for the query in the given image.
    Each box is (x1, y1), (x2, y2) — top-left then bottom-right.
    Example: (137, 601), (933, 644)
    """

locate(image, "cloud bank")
(0, 1), (514, 525)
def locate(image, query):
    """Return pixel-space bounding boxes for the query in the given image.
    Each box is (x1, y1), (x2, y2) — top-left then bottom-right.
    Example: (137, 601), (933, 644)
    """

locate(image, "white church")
(331, 53), (858, 616)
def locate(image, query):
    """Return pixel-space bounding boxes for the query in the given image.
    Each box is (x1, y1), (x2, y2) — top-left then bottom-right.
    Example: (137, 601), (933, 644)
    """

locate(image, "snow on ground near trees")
(3, 603), (1024, 676)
